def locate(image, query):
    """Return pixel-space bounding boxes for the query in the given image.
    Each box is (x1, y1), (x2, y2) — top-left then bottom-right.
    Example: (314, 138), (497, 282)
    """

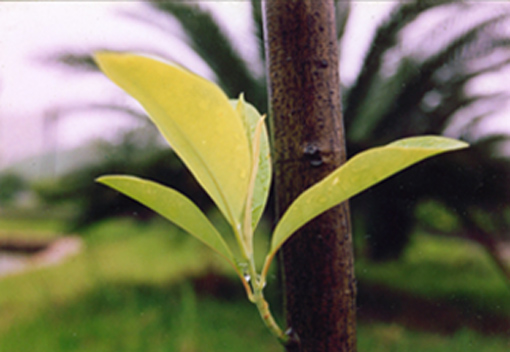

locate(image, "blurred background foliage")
(1, 0), (510, 350)
(32, 127), (213, 230)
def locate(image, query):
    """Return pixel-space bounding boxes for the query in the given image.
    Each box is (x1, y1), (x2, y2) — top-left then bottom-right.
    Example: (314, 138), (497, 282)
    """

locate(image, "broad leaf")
(268, 136), (468, 260)
(230, 96), (271, 230)
(97, 175), (236, 266)
(95, 53), (251, 227)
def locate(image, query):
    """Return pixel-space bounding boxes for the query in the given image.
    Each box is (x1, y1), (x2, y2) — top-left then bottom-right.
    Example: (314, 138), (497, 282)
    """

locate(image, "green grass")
(1, 216), (509, 351)
(358, 324), (509, 352)
(356, 232), (510, 315)
(0, 283), (281, 352)
(0, 215), (279, 351)
(0, 216), (65, 240)
(2, 282), (508, 352)
(0, 218), (224, 332)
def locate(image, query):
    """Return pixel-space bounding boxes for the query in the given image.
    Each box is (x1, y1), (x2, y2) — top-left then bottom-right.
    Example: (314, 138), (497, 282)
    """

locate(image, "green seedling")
(94, 53), (468, 345)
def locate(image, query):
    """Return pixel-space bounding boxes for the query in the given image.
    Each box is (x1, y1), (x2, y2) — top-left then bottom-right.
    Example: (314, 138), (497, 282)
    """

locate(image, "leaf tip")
(93, 51), (118, 70)
(390, 135), (469, 152)
(95, 175), (110, 185)
(95, 175), (126, 186)
(93, 52), (144, 78)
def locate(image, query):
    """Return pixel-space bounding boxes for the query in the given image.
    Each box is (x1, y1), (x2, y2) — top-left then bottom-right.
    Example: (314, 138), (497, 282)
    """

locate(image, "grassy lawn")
(358, 324), (509, 352)
(0, 216), (66, 240)
(356, 231), (510, 315)
(0, 206), (73, 236)
(0, 215), (509, 351)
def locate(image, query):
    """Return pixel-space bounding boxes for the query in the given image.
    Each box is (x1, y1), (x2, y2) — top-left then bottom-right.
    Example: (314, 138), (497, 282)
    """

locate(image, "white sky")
(0, 1), (508, 169)
(0, 1), (214, 167)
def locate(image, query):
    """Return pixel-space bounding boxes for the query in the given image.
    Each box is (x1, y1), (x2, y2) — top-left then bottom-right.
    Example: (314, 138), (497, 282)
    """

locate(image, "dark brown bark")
(263, 1), (356, 351)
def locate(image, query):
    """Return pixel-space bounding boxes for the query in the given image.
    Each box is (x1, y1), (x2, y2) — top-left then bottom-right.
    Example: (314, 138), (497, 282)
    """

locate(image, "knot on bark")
(303, 144), (324, 167)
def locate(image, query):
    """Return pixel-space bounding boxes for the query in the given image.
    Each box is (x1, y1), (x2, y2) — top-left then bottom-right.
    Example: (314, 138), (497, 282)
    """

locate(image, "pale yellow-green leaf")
(95, 53), (251, 226)
(268, 136), (468, 259)
(97, 175), (236, 266)
(230, 96), (271, 230)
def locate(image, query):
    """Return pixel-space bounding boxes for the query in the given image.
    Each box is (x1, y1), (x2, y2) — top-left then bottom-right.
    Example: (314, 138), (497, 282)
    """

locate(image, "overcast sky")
(0, 2), (205, 167)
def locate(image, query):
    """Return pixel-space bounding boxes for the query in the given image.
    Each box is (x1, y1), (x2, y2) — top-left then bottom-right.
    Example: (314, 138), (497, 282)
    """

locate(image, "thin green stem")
(254, 291), (289, 345)
(233, 113), (289, 345)
(245, 253), (289, 345)
(230, 220), (255, 301)
(261, 252), (275, 284)
(234, 264), (254, 300)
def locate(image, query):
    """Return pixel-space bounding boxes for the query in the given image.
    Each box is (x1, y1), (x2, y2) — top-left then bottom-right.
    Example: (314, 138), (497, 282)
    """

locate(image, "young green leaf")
(95, 53), (251, 227)
(97, 175), (237, 267)
(230, 96), (272, 231)
(265, 136), (468, 267)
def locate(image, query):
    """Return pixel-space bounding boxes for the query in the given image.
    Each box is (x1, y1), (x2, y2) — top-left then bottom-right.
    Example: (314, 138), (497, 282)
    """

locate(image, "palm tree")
(49, 0), (510, 276)
(341, 1), (510, 274)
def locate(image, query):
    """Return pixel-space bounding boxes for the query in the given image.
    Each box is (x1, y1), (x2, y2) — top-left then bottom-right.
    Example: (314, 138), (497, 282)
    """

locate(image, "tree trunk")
(263, 1), (356, 351)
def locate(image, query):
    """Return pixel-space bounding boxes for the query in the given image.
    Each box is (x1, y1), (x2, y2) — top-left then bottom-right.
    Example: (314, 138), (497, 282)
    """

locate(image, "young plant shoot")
(94, 53), (468, 346)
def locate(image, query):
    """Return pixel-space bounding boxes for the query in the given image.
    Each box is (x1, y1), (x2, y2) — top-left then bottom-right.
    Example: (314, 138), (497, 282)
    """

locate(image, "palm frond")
(335, 0), (351, 40)
(346, 7), (510, 148)
(344, 0), (462, 130)
(250, 0), (265, 64)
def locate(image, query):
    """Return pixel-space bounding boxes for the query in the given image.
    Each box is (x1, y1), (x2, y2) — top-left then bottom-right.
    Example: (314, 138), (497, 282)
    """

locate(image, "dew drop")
(244, 273), (251, 283)
(332, 177), (339, 186)
(237, 262), (251, 282)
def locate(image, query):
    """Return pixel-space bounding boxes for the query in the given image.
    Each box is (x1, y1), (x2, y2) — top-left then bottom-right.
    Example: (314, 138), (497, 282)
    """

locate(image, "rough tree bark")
(263, 1), (356, 351)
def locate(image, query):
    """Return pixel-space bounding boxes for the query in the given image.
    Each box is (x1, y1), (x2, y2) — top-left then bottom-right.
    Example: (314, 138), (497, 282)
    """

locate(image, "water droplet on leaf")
(237, 262), (251, 283)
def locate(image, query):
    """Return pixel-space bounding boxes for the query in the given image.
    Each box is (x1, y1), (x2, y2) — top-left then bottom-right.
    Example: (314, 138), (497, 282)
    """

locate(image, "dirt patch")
(0, 236), (82, 278)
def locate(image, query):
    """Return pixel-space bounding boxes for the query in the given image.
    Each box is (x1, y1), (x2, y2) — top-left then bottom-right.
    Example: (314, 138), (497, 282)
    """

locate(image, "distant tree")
(342, 1), (510, 264)
(0, 172), (27, 206)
